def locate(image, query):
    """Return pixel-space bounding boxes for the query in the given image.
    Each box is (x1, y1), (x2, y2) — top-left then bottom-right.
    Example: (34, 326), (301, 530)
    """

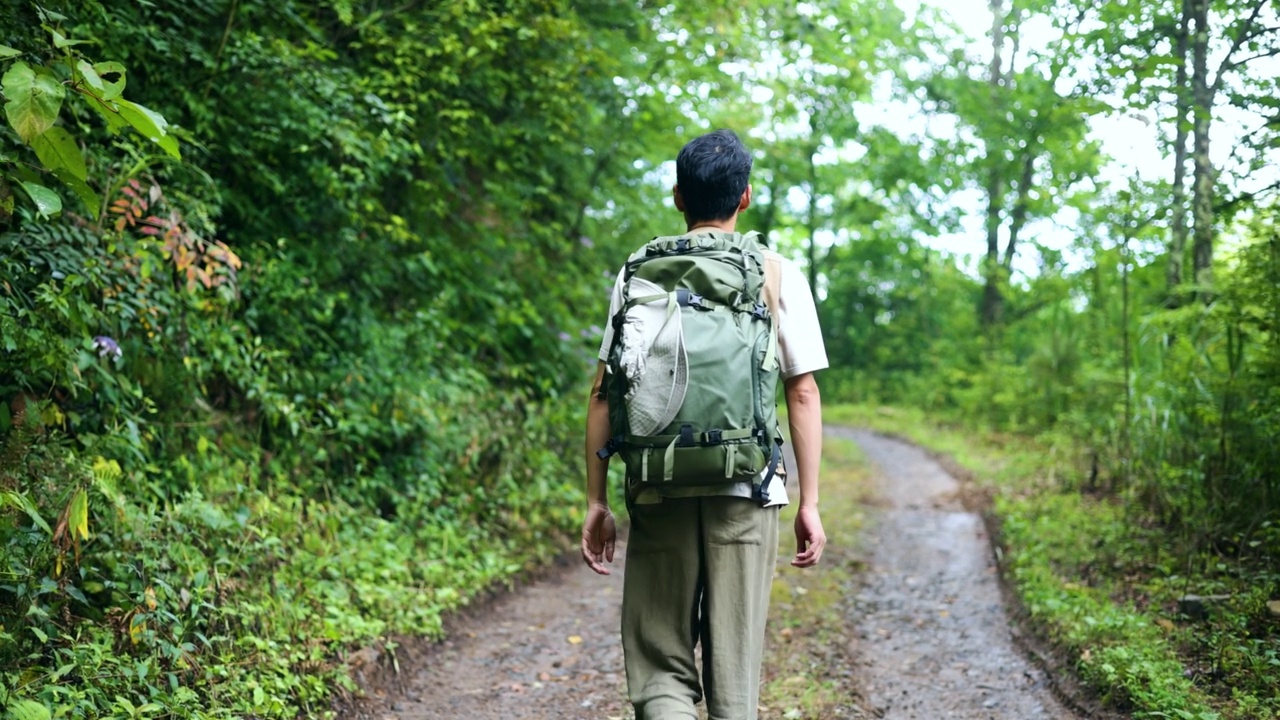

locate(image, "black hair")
(675, 129), (752, 223)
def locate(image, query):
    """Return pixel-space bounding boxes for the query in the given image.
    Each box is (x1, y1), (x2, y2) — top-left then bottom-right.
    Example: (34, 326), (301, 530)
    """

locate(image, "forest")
(0, 0), (1277, 718)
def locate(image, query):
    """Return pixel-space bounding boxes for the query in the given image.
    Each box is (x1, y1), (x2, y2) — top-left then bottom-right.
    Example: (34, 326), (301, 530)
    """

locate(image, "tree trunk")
(981, 0), (1006, 326)
(1190, 0), (1214, 297)
(1003, 151), (1035, 269)
(1167, 0), (1191, 305)
(806, 146), (819, 301)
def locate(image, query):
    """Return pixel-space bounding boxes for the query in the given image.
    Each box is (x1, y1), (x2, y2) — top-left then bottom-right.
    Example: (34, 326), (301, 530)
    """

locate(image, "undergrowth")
(826, 404), (1280, 720)
(0, 396), (583, 719)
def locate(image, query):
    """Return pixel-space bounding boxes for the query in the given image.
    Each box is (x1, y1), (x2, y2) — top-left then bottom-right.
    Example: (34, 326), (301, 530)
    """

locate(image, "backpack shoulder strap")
(761, 249), (782, 322)
(761, 248), (782, 370)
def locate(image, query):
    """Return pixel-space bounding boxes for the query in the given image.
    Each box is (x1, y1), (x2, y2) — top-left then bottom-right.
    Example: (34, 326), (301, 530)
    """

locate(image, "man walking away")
(582, 128), (828, 720)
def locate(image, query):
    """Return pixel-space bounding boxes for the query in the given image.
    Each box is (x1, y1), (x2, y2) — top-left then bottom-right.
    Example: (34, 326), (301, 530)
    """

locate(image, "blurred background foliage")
(0, 0), (1276, 716)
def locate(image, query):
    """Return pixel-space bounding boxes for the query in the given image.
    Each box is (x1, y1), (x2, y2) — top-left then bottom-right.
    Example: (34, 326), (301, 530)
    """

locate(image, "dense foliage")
(0, 0), (658, 716)
(2, 0), (1277, 717)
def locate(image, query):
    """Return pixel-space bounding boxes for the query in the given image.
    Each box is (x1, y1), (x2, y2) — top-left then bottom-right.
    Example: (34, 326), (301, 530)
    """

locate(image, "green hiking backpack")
(597, 230), (783, 504)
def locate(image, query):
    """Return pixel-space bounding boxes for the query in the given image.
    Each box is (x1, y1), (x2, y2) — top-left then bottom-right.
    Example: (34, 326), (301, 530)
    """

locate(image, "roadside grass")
(758, 436), (872, 720)
(826, 404), (1280, 720)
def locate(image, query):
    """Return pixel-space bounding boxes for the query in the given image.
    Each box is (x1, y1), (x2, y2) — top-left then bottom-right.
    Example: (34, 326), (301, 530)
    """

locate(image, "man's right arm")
(784, 371), (825, 567)
(582, 361), (617, 575)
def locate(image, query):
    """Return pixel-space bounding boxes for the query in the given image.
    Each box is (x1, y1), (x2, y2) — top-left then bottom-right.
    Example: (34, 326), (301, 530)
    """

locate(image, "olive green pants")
(621, 496), (780, 720)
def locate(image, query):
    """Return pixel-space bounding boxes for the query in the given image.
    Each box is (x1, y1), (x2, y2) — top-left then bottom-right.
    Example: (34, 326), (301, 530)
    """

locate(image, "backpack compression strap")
(752, 438), (784, 505)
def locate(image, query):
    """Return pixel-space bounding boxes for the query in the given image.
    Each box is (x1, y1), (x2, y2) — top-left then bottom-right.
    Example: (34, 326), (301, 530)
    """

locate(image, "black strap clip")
(706, 429), (723, 444)
(677, 424), (695, 447)
(751, 303), (768, 320)
(676, 237), (691, 251)
(596, 435), (624, 460)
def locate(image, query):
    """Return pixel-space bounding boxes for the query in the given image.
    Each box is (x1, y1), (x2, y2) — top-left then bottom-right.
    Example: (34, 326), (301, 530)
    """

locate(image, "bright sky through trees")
(885, 0), (1274, 277)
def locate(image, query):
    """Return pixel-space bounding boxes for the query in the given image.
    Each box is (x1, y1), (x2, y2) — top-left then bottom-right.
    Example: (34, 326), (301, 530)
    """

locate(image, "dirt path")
(346, 552), (630, 720)
(835, 427), (1074, 719)
(342, 427), (1082, 720)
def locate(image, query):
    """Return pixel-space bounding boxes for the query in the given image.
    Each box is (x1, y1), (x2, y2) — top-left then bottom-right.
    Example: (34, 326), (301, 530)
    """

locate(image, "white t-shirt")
(596, 241), (828, 507)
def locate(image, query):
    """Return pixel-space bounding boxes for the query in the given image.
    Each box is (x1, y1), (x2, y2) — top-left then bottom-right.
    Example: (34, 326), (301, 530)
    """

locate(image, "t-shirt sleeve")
(597, 269), (626, 362)
(776, 258), (829, 379)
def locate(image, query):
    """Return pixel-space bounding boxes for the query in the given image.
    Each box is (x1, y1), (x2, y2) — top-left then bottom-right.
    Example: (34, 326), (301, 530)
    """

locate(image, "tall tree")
(1167, 0), (1192, 303)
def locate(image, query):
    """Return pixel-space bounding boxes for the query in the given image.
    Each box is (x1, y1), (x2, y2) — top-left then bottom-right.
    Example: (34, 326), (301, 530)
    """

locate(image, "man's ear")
(673, 184), (686, 212)
(738, 184), (752, 213)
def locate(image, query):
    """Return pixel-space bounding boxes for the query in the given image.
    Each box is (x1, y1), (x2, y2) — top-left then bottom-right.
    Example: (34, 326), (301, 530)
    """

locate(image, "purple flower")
(579, 236), (594, 249)
(93, 336), (122, 359)
(558, 332), (572, 343)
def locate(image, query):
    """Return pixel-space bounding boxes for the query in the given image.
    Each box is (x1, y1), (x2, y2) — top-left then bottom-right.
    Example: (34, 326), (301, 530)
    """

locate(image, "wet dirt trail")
(343, 427), (1081, 720)
(834, 427), (1075, 719)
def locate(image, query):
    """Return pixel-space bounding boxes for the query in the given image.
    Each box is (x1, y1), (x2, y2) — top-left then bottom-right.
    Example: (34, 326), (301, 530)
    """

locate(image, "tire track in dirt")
(835, 427), (1077, 720)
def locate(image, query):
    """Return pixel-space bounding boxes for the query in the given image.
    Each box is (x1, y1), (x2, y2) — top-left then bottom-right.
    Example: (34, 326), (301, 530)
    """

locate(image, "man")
(582, 128), (827, 720)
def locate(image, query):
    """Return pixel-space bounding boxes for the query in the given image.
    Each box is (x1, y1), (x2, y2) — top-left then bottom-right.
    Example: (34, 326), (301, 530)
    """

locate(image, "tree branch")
(1211, 0), (1273, 95)
(1222, 46), (1280, 75)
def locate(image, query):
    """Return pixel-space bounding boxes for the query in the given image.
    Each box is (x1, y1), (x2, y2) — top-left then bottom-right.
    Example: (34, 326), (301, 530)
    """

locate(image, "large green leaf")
(17, 180), (62, 218)
(31, 127), (87, 181)
(0, 45), (21, 58)
(116, 99), (180, 159)
(87, 95), (129, 134)
(2, 61), (65, 143)
(52, 167), (101, 216)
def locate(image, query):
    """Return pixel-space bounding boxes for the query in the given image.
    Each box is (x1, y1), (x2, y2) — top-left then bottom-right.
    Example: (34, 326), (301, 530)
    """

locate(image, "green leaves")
(0, 39), (178, 221)
(2, 61), (65, 143)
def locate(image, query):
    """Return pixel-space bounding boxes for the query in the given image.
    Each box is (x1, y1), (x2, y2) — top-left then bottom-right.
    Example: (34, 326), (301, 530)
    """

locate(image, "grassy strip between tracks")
(758, 436), (872, 720)
(826, 404), (1279, 720)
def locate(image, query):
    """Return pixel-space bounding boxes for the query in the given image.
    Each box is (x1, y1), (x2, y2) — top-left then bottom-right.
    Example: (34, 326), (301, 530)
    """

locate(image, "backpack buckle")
(751, 303), (768, 320)
(676, 237), (691, 251)
(706, 429), (723, 444)
(676, 289), (705, 309)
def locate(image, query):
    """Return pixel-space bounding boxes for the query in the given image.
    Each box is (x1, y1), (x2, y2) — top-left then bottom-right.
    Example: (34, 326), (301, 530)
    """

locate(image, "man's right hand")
(581, 502), (617, 575)
(792, 504), (826, 568)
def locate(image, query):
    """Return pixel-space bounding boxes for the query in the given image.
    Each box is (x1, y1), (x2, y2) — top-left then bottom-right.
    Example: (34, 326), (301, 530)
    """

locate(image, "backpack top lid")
(620, 276), (689, 436)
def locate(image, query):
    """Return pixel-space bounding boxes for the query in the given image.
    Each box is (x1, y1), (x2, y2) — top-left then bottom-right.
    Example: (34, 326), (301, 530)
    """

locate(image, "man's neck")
(686, 218), (737, 234)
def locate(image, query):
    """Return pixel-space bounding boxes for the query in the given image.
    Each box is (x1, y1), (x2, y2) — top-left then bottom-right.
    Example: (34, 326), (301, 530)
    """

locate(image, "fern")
(5, 700), (51, 720)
